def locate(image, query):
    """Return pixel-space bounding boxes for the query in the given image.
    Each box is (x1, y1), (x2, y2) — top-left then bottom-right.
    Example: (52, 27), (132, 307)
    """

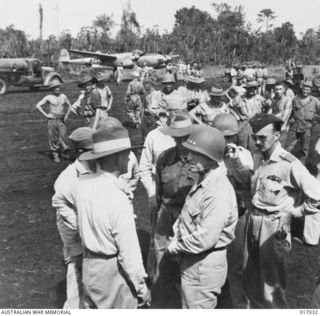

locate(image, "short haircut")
(275, 81), (284, 87)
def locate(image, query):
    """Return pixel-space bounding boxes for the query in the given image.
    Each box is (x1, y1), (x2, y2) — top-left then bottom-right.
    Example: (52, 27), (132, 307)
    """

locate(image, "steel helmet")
(183, 126), (226, 163)
(212, 113), (239, 136)
(162, 73), (175, 84)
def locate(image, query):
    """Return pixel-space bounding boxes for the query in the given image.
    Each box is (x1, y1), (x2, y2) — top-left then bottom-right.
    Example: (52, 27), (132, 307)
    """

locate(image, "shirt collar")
(74, 159), (92, 175)
(188, 168), (222, 195)
(256, 142), (283, 164)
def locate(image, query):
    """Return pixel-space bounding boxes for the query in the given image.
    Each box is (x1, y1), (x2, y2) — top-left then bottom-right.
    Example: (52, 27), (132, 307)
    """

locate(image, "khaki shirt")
(251, 143), (320, 216)
(174, 168), (238, 253)
(239, 95), (264, 119)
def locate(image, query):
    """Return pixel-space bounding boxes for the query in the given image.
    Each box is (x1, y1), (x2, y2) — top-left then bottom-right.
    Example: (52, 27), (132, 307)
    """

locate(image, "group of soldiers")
(34, 64), (320, 309)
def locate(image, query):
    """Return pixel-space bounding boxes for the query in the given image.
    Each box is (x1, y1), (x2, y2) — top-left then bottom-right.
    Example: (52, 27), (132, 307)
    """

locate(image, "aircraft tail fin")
(59, 49), (70, 63)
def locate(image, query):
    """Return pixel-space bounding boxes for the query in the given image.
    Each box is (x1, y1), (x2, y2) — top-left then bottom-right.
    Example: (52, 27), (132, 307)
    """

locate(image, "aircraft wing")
(69, 49), (117, 62)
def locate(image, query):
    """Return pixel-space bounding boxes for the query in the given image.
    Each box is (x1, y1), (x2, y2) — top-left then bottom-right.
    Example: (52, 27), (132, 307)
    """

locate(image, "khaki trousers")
(243, 211), (291, 308)
(82, 256), (137, 309)
(47, 118), (69, 153)
(180, 249), (227, 309)
(227, 214), (250, 308)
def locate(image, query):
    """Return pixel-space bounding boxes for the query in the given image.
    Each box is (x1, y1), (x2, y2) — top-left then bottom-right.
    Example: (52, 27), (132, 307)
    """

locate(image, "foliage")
(1, 3), (320, 67)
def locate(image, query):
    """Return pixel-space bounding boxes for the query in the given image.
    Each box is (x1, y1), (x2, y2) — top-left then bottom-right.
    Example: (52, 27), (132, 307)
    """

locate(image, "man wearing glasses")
(243, 113), (320, 308)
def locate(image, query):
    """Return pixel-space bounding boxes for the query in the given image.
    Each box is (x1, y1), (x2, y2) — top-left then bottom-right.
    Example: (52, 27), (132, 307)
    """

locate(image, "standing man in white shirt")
(52, 127), (95, 308)
(75, 124), (150, 308)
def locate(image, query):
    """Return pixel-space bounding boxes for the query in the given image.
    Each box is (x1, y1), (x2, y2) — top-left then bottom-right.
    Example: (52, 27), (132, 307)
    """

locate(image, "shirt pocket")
(258, 177), (284, 206)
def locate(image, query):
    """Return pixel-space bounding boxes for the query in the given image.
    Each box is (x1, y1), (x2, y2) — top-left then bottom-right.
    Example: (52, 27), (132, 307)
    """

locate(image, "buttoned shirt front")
(139, 128), (175, 198)
(156, 147), (197, 207)
(239, 95), (264, 119)
(75, 171), (147, 294)
(251, 142), (320, 216)
(174, 168), (238, 253)
(52, 159), (92, 230)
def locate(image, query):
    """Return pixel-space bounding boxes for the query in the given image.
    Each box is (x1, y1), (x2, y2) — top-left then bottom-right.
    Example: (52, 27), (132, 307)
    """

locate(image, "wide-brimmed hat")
(283, 78), (294, 87)
(209, 86), (224, 97)
(69, 127), (94, 150)
(163, 93), (187, 111)
(78, 75), (94, 88)
(160, 110), (193, 137)
(49, 80), (62, 90)
(187, 76), (205, 84)
(79, 125), (143, 161)
(95, 72), (107, 82)
(265, 77), (276, 86)
(245, 80), (259, 89)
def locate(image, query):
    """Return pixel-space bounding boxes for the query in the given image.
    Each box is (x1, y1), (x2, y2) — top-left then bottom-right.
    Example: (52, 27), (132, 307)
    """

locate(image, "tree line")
(1, 2), (320, 67)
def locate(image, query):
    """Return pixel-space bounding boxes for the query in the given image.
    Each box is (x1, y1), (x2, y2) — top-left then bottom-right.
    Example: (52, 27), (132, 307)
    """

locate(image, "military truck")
(0, 58), (63, 95)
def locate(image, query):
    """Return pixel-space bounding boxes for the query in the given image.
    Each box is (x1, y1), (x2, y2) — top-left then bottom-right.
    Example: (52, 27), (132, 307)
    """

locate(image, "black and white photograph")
(1, 0), (320, 310)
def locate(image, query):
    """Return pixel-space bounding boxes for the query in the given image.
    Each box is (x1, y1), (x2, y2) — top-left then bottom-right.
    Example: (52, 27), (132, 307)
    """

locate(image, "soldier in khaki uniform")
(212, 113), (253, 309)
(151, 111), (195, 308)
(235, 80), (264, 152)
(244, 113), (320, 308)
(285, 79), (320, 164)
(166, 126), (238, 308)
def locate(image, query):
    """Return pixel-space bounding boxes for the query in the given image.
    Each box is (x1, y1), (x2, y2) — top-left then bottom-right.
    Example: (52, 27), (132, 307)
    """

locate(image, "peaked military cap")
(249, 113), (283, 133)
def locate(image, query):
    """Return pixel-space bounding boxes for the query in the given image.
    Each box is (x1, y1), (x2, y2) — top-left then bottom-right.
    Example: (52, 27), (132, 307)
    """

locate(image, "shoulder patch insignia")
(280, 152), (296, 163)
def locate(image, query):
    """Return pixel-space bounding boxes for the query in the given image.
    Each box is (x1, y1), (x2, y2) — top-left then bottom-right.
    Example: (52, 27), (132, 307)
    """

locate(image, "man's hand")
(78, 91), (85, 100)
(166, 237), (180, 255)
(137, 288), (151, 308)
(225, 143), (239, 159)
(272, 211), (292, 237)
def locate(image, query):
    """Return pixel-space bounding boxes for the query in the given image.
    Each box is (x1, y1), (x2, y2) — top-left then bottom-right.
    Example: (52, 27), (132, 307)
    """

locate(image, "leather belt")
(83, 249), (118, 260)
(251, 207), (279, 217)
(183, 246), (226, 258)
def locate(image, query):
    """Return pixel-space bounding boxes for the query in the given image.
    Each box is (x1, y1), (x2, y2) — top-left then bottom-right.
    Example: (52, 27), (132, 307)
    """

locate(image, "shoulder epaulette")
(279, 152), (296, 163)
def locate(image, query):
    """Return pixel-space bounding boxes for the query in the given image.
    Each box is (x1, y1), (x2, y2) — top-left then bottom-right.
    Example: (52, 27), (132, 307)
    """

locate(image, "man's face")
(302, 86), (311, 97)
(52, 87), (60, 95)
(252, 124), (279, 152)
(246, 87), (256, 97)
(96, 81), (105, 88)
(163, 83), (174, 94)
(85, 82), (93, 93)
(210, 96), (223, 107)
(118, 149), (130, 174)
(187, 150), (214, 173)
(274, 84), (284, 98)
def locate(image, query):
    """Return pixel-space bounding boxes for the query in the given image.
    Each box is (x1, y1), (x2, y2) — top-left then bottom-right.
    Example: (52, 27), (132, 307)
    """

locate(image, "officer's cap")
(249, 113), (283, 134)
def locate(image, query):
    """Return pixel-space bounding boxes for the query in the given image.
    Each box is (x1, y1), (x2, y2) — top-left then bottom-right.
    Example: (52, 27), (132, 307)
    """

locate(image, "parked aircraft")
(67, 49), (179, 69)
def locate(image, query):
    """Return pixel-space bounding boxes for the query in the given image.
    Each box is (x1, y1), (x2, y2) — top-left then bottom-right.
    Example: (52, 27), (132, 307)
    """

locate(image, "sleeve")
(290, 161), (320, 217)
(128, 152), (140, 192)
(52, 177), (78, 230)
(106, 86), (112, 97)
(155, 154), (164, 208)
(178, 190), (234, 253)
(112, 196), (148, 297)
(139, 135), (156, 198)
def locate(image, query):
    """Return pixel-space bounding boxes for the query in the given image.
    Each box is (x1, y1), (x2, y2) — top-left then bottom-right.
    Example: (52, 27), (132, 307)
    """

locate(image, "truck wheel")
(0, 78), (7, 95)
(222, 75), (231, 83)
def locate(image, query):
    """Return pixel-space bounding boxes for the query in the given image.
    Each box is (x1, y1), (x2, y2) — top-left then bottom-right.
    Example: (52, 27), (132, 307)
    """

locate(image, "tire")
(222, 75), (231, 83)
(0, 78), (7, 95)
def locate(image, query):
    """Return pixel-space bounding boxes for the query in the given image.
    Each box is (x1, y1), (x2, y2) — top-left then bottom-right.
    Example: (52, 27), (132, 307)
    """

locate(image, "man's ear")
(274, 131), (281, 141)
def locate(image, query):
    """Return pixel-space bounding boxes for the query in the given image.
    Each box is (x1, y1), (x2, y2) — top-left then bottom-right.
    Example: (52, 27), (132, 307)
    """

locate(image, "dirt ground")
(0, 80), (319, 309)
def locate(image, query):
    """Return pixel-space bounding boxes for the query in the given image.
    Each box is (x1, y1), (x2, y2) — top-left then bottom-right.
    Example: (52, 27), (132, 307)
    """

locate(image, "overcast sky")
(0, 0), (319, 39)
